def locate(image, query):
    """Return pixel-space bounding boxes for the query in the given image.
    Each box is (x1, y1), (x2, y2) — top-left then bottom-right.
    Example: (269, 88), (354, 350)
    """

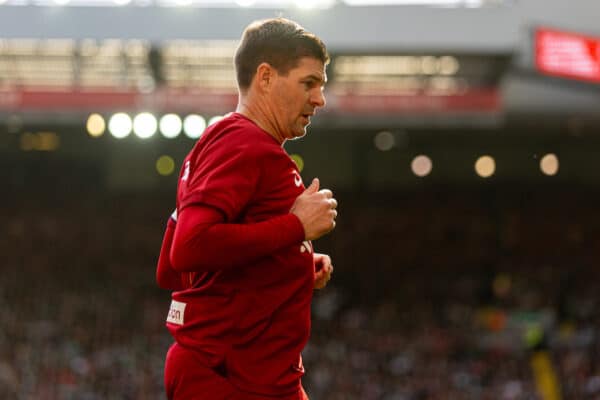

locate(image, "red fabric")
(163, 113), (316, 396)
(169, 205), (305, 273)
(164, 343), (310, 400)
(156, 218), (185, 291)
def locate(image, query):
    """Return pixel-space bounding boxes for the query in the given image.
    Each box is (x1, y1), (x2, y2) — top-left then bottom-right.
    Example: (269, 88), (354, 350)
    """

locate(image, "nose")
(311, 87), (326, 108)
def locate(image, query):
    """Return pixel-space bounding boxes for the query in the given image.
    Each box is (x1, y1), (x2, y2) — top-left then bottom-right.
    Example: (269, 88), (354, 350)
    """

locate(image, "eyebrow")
(302, 74), (327, 85)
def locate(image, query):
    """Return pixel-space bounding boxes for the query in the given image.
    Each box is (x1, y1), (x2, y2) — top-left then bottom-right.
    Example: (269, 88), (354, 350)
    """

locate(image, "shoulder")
(205, 113), (282, 158)
(184, 114), (280, 174)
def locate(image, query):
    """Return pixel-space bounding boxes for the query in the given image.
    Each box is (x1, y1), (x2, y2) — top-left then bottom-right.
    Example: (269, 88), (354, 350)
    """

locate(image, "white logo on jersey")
(166, 300), (186, 325)
(170, 209), (178, 222)
(181, 161), (190, 182)
(300, 240), (313, 254)
(294, 172), (303, 187)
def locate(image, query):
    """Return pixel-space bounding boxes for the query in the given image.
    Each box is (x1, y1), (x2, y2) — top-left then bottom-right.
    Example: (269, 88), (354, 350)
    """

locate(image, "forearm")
(156, 218), (185, 290)
(170, 206), (305, 272)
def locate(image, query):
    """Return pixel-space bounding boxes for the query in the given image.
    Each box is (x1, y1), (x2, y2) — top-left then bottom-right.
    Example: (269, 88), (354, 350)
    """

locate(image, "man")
(156, 18), (337, 399)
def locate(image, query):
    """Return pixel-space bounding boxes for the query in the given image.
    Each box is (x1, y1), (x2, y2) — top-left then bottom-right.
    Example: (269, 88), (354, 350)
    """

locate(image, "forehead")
(287, 57), (327, 81)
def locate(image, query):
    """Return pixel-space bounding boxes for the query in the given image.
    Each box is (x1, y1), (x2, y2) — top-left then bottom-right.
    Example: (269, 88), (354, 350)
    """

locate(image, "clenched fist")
(290, 178), (338, 241)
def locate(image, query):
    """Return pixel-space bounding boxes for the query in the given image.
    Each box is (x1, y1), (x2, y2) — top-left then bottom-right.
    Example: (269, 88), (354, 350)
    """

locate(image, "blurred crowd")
(0, 193), (170, 399)
(1, 187), (600, 399)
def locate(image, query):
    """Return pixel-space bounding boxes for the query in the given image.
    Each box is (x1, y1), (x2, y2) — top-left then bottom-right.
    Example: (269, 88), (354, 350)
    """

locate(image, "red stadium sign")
(0, 87), (500, 114)
(332, 88), (499, 114)
(0, 88), (239, 113)
(535, 27), (600, 84)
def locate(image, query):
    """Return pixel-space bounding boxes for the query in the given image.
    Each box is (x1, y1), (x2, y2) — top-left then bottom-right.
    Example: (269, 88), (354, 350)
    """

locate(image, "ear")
(255, 62), (275, 91)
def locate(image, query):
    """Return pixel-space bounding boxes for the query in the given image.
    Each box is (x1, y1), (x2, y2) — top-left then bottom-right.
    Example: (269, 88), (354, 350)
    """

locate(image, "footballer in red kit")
(156, 18), (337, 400)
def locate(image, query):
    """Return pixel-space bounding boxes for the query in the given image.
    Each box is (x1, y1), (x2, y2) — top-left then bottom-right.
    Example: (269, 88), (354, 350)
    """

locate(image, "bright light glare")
(156, 155), (176, 176)
(160, 114), (183, 139)
(235, 0), (255, 5)
(290, 154), (305, 172)
(86, 114), (106, 138)
(108, 113), (133, 139)
(540, 153), (559, 176)
(411, 155), (432, 177)
(208, 115), (224, 126)
(439, 56), (460, 75)
(183, 114), (206, 139)
(475, 155), (496, 178)
(374, 131), (395, 151)
(133, 112), (158, 139)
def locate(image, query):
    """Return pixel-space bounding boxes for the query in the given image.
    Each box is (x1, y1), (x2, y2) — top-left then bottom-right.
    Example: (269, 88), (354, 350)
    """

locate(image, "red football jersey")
(167, 113), (315, 396)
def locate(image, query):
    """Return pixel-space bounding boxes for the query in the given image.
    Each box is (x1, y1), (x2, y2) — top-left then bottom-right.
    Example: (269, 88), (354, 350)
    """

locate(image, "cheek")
(275, 86), (294, 112)
(273, 84), (304, 122)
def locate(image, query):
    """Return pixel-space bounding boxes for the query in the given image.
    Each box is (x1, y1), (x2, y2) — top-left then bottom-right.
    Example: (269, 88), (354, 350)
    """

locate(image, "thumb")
(304, 178), (319, 194)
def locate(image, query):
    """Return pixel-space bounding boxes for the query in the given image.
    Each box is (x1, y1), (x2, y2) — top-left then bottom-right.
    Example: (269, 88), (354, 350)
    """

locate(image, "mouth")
(301, 112), (314, 125)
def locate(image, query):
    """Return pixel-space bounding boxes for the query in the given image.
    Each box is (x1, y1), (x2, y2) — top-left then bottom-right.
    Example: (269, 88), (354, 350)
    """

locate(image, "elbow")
(156, 269), (172, 290)
(169, 253), (193, 273)
(156, 257), (182, 291)
(169, 234), (192, 272)
(170, 223), (222, 272)
(169, 245), (211, 273)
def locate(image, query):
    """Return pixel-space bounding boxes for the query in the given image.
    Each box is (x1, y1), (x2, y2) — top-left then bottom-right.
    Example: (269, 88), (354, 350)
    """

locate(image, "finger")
(314, 269), (326, 280)
(314, 272), (327, 288)
(316, 256), (330, 271)
(316, 272), (329, 286)
(330, 209), (338, 219)
(319, 189), (333, 199)
(304, 178), (319, 194)
(329, 198), (338, 209)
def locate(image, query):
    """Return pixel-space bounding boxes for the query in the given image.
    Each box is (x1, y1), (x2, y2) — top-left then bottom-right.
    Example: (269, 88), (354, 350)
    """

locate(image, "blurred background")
(1, 0), (600, 399)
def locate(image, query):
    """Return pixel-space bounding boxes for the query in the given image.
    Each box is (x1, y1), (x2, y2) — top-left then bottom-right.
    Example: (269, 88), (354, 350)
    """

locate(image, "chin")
(291, 130), (307, 140)
(285, 126), (307, 141)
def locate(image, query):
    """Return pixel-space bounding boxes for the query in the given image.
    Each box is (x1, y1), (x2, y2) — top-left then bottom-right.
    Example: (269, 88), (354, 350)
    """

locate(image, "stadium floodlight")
(540, 153), (559, 176)
(113, 0), (132, 5)
(207, 115), (224, 126)
(156, 155), (176, 176)
(439, 56), (460, 75)
(235, 0), (255, 5)
(183, 114), (206, 139)
(108, 113), (133, 139)
(411, 155), (433, 177)
(52, 0), (71, 5)
(159, 114), (183, 139)
(290, 154), (305, 172)
(374, 131), (395, 151)
(475, 155), (495, 178)
(86, 113), (106, 138)
(133, 112), (158, 139)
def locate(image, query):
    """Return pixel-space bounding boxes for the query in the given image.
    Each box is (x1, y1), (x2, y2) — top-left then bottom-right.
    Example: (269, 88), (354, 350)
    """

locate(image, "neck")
(236, 92), (285, 145)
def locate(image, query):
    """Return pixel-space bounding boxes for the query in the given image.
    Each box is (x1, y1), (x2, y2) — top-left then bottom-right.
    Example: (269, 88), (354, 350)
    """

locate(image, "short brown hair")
(234, 18), (329, 91)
